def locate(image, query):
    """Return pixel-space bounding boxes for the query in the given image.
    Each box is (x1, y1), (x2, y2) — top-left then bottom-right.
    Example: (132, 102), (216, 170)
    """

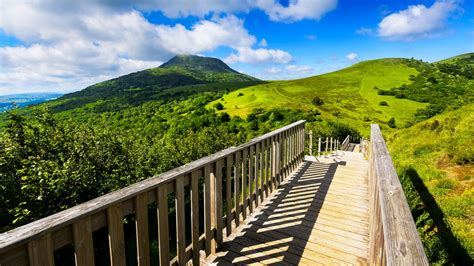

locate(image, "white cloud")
(263, 64), (313, 78)
(285, 65), (313, 74)
(264, 67), (282, 74)
(378, 0), (460, 41)
(0, 1), (295, 94)
(259, 38), (268, 47)
(305, 35), (317, 40)
(225, 47), (292, 64)
(255, 0), (338, 22)
(355, 27), (373, 36)
(346, 52), (359, 62)
(131, 0), (338, 22)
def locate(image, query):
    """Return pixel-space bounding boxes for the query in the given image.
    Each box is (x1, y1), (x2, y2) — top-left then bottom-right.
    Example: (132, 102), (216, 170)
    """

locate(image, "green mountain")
(54, 55), (260, 112)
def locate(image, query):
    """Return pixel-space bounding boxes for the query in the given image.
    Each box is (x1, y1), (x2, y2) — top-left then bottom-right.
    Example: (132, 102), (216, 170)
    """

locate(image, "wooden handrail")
(368, 124), (428, 265)
(341, 135), (350, 151)
(0, 120), (306, 266)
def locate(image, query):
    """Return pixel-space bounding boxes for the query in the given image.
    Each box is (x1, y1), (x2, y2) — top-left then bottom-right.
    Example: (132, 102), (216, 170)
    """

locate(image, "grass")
(208, 58), (426, 135)
(387, 104), (474, 260)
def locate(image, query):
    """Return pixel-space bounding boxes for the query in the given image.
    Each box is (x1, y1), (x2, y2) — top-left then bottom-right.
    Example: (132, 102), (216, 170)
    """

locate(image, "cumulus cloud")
(133, 0), (338, 22)
(225, 47), (292, 64)
(255, 0), (338, 22)
(259, 38), (268, 47)
(378, 0), (460, 41)
(0, 1), (294, 93)
(346, 52), (359, 61)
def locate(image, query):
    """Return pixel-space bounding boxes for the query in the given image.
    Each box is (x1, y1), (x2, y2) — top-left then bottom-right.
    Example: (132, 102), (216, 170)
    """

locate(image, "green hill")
(53, 55), (261, 112)
(209, 58), (426, 134)
(437, 52), (474, 65)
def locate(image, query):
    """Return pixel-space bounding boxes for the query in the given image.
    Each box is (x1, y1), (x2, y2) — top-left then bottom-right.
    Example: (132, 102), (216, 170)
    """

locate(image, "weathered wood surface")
(369, 124), (428, 265)
(206, 151), (370, 265)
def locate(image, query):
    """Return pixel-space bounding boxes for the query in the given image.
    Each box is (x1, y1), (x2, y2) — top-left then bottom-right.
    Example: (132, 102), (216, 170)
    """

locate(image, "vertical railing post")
(309, 130), (313, 156)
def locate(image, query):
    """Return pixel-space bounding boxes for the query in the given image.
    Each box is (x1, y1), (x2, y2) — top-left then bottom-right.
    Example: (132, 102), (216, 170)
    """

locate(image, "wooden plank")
(157, 185), (170, 265)
(190, 170), (201, 266)
(259, 141), (265, 203)
(234, 151), (241, 227)
(73, 217), (95, 266)
(215, 160), (223, 248)
(27, 234), (54, 266)
(135, 194), (150, 266)
(175, 176), (186, 265)
(248, 145), (254, 213)
(226, 155), (233, 237)
(107, 204), (126, 266)
(204, 163), (213, 255)
(369, 124), (428, 265)
(241, 148), (248, 220)
(254, 143), (260, 207)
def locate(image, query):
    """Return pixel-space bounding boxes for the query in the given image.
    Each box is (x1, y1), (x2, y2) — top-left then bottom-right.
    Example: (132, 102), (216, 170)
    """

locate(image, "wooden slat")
(241, 148), (248, 220)
(175, 176), (186, 265)
(234, 151), (241, 227)
(204, 164), (213, 255)
(259, 141), (264, 203)
(255, 142), (260, 207)
(226, 155), (233, 237)
(27, 234), (54, 266)
(190, 170), (200, 266)
(73, 217), (95, 266)
(107, 204), (126, 266)
(135, 194), (150, 266)
(249, 145), (255, 212)
(215, 160), (223, 248)
(157, 185), (170, 265)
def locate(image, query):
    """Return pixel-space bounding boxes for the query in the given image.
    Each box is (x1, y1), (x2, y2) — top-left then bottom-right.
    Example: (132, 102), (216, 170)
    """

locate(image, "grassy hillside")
(437, 52), (474, 65)
(209, 58), (426, 134)
(387, 104), (474, 262)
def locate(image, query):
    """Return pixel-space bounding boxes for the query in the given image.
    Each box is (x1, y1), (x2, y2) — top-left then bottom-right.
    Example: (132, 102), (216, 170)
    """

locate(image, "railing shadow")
(209, 161), (339, 265)
(402, 167), (473, 264)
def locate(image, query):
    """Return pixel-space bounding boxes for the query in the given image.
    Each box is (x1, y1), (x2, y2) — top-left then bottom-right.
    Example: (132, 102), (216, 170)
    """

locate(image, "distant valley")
(0, 92), (63, 112)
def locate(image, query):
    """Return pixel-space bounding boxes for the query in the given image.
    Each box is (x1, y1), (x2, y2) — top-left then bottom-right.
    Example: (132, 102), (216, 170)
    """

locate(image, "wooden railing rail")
(368, 124), (428, 265)
(0, 120), (306, 266)
(306, 130), (341, 157)
(341, 135), (350, 151)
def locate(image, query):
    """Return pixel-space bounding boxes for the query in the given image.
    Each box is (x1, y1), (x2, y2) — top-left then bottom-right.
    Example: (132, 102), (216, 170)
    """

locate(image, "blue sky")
(0, 0), (472, 95)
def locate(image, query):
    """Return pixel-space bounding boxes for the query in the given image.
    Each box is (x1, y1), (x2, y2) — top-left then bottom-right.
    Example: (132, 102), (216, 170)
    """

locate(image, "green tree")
(388, 117), (396, 128)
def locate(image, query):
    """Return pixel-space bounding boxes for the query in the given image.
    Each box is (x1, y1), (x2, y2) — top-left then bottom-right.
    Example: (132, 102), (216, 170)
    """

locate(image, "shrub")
(311, 96), (324, 106)
(214, 102), (224, 110)
(388, 117), (396, 128)
(237, 92), (244, 97)
(379, 101), (389, 106)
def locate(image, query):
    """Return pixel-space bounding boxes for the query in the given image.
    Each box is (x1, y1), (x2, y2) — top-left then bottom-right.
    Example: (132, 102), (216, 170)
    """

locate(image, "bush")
(379, 101), (389, 106)
(237, 92), (244, 97)
(311, 96), (324, 106)
(388, 117), (396, 128)
(214, 102), (224, 110)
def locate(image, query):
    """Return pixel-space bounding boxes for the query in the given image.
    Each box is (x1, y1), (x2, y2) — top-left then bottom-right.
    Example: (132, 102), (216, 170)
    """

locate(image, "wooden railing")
(306, 130), (341, 156)
(368, 124), (428, 265)
(0, 120), (306, 266)
(340, 135), (350, 151)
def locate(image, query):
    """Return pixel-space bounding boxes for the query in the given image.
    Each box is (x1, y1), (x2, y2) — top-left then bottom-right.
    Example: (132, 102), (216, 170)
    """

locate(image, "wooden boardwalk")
(206, 151), (369, 265)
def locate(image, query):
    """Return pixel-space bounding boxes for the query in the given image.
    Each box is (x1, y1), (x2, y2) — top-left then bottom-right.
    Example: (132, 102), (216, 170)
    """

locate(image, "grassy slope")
(209, 59), (426, 134)
(436, 52), (474, 65)
(387, 104), (474, 257)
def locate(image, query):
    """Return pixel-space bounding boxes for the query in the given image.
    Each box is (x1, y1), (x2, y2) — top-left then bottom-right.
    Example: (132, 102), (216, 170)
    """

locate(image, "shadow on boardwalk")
(210, 161), (339, 265)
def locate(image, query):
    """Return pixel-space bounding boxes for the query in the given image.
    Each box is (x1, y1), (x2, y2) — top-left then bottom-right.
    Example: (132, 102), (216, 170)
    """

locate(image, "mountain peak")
(159, 54), (238, 74)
